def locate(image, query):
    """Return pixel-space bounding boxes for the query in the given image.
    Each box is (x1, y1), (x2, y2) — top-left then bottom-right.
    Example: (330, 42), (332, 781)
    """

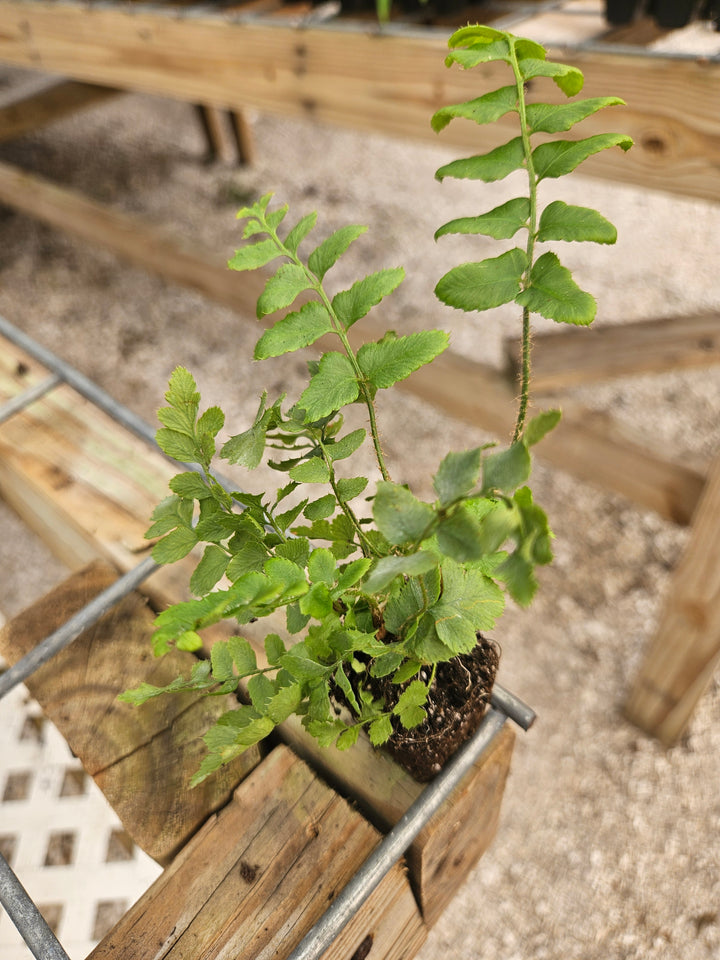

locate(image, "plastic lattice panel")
(0, 651), (162, 960)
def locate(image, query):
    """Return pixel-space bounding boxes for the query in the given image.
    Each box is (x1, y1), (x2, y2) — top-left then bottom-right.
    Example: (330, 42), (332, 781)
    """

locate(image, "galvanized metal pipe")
(0, 374), (62, 425)
(0, 554), (158, 701)
(491, 682), (536, 731)
(286, 707), (508, 960)
(0, 853), (72, 960)
(0, 314), (159, 449)
(0, 313), (238, 494)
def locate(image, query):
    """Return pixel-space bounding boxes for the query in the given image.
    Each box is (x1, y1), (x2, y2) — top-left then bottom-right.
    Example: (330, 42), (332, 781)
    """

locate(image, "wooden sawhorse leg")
(625, 456), (720, 744)
(195, 104), (255, 166)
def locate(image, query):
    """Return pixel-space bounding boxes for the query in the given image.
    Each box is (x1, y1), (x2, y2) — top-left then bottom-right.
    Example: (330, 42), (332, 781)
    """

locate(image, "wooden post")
(625, 456), (720, 744)
(229, 108), (256, 165)
(196, 104), (256, 165)
(195, 104), (236, 164)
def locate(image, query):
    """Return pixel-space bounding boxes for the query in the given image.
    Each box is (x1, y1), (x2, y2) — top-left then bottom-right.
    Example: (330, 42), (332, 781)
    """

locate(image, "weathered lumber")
(88, 744), (427, 960)
(0, 334), (217, 609)
(283, 707), (515, 925)
(0, 0), (718, 201)
(0, 560), (262, 864)
(0, 77), (119, 142)
(0, 331), (517, 920)
(505, 314), (720, 393)
(0, 160), (265, 318)
(624, 456), (720, 745)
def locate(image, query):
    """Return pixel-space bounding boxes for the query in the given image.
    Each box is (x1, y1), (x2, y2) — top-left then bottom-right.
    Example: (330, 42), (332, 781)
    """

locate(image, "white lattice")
(0, 649), (162, 960)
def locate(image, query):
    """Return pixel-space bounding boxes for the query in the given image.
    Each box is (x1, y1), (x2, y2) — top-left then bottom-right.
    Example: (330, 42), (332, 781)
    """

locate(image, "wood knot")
(238, 860), (260, 883)
(640, 133), (669, 156)
(349, 933), (374, 960)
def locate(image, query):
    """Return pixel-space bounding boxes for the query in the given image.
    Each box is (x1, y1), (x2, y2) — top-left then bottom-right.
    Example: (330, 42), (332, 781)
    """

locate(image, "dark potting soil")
(339, 635), (500, 782)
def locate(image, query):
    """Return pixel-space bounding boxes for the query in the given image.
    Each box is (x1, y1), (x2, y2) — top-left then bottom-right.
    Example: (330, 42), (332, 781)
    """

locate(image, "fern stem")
(514, 307), (532, 442)
(313, 284), (392, 484)
(316, 436), (380, 558)
(269, 221), (393, 484)
(509, 39), (538, 443)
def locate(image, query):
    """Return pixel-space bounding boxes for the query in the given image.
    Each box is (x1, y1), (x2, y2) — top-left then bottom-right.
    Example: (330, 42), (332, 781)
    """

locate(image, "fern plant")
(121, 24), (631, 784)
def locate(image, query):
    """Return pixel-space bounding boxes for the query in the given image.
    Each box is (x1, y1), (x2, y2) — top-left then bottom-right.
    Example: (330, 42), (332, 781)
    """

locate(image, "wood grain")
(0, 1), (717, 200)
(87, 744), (427, 960)
(505, 314), (720, 392)
(624, 456), (720, 745)
(0, 560), (262, 864)
(232, 618), (515, 924)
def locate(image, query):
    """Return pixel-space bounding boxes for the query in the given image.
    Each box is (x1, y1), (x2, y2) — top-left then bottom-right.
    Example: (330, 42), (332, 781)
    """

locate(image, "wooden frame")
(0, 0), (718, 201)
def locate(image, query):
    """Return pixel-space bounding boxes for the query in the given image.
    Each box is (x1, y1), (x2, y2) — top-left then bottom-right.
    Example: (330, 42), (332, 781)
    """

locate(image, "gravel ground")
(1, 23), (719, 959)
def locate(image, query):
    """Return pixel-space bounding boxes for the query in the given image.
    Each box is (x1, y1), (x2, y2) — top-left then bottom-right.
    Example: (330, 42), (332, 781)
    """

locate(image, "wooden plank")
(88, 744), (427, 960)
(280, 702), (515, 926)
(0, 334), (228, 610)
(0, 560), (262, 865)
(504, 314), (720, 392)
(0, 77), (119, 142)
(0, 1), (718, 200)
(624, 456), (720, 745)
(0, 160), (265, 318)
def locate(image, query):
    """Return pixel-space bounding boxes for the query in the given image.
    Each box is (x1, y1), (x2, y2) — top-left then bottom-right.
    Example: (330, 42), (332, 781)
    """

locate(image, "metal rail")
(0, 317), (535, 960)
(287, 708), (509, 960)
(0, 313), (238, 493)
(0, 854), (72, 960)
(0, 554), (159, 701)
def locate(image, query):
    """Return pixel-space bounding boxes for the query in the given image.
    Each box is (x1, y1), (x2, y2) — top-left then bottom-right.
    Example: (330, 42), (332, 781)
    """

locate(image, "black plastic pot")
(652, 0), (698, 27)
(605, 0), (642, 24)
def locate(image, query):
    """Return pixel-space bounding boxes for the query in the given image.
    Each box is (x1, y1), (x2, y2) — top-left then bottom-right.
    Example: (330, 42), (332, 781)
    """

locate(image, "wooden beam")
(0, 160), (265, 317)
(88, 745), (426, 960)
(0, 560), (262, 865)
(0, 0), (718, 200)
(0, 77), (120, 142)
(624, 456), (720, 745)
(228, 107), (256, 165)
(505, 313), (720, 393)
(391, 350), (707, 526)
